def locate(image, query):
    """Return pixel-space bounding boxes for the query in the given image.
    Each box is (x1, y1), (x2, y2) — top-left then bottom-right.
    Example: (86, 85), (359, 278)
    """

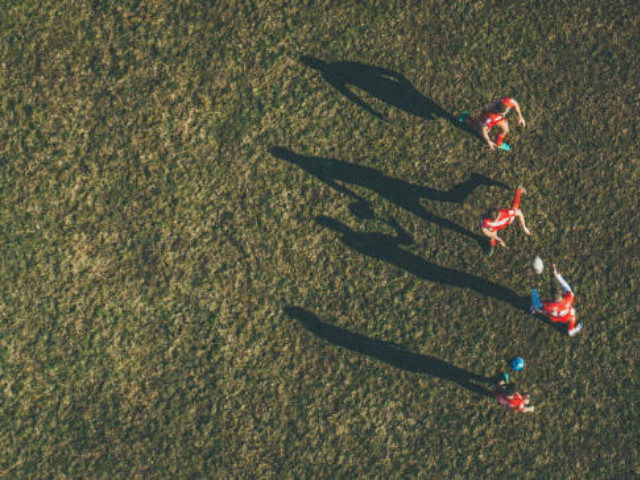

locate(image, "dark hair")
(488, 101), (507, 114)
(484, 208), (499, 221)
(501, 383), (516, 396)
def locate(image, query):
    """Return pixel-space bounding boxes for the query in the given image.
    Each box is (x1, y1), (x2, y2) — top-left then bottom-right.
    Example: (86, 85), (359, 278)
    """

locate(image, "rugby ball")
(531, 256), (544, 274)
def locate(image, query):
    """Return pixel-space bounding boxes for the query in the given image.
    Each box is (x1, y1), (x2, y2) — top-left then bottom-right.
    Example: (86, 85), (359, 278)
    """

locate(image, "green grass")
(1, 0), (639, 477)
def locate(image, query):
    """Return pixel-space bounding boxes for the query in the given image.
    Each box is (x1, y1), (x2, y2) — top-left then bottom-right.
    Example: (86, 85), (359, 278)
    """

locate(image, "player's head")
(489, 101), (508, 115)
(484, 208), (499, 221)
(502, 383), (516, 397)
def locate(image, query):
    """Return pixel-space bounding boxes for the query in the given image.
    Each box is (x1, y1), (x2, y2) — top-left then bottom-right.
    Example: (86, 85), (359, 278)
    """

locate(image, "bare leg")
(495, 120), (509, 146)
(481, 228), (506, 248)
(516, 210), (531, 235)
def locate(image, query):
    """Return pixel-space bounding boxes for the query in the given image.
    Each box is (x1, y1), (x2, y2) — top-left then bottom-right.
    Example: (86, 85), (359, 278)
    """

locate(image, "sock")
(531, 288), (543, 311)
(490, 238), (496, 247)
(512, 187), (522, 210)
(496, 133), (506, 147)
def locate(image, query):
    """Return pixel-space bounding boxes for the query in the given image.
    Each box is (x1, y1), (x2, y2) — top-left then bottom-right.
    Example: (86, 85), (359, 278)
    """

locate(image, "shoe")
(486, 245), (494, 256)
(517, 185), (527, 194)
(457, 111), (469, 123)
(529, 306), (537, 315)
(568, 322), (583, 337)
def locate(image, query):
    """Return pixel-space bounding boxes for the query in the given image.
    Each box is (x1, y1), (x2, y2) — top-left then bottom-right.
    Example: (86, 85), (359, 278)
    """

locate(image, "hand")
(518, 116), (526, 127)
(498, 238), (507, 248)
(552, 263), (558, 275)
(523, 227), (531, 236)
(488, 142), (496, 150)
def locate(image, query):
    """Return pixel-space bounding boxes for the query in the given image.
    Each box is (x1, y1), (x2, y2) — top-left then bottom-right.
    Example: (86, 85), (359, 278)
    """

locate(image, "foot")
(457, 111), (469, 123)
(568, 322), (583, 337)
(498, 142), (511, 151)
(517, 185), (527, 194)
(486, 245), (494, 256)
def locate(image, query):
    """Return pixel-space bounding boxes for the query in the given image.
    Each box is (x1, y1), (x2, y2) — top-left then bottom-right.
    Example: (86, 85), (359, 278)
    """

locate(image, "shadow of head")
(268, 146), (294, 160)
(284, 306), (313, 324)
(300, 55), (327, 71)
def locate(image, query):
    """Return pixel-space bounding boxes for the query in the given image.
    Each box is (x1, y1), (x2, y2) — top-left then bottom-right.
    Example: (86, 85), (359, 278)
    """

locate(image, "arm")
(552, 264), (573, 294)
(515, 210), (531, 235)
(511, 99), (526, 126)
(480, 126), (496, 150)
(555, 273), (573, 294)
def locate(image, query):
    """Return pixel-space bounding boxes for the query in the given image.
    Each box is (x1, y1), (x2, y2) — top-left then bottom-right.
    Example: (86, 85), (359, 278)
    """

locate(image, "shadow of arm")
(365, 65), (411, 85)
(326, 77), (388, 121)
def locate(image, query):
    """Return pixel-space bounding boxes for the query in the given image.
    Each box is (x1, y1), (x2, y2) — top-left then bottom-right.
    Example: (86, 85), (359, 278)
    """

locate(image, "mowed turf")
(0, 0), (639, 477)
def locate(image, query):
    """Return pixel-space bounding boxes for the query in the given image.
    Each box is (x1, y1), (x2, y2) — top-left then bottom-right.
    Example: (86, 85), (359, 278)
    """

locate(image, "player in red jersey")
(492, 373), (534, 413)
(531, 263), (583, 336)
(481, 186), (531, 255)
(464, 97), (526, 150)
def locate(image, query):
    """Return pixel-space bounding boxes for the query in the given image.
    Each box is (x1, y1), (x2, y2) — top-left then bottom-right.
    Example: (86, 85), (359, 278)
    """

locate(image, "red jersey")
(540, 291), (575, 323)
(482, 208), (516, 232)
(480, 97), (515, 129)
(493, 389), (527, 412)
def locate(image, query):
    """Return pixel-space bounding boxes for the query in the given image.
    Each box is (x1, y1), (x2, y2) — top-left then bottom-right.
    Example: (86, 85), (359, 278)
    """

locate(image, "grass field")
(1, 0), (639, 477)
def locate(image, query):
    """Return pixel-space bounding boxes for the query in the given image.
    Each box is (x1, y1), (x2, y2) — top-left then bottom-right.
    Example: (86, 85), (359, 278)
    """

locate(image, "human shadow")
(300, 56), (458, 123)
(270, 147), (504, 249)
(285, 306), (494, 397)
(315, 215), (528, 311)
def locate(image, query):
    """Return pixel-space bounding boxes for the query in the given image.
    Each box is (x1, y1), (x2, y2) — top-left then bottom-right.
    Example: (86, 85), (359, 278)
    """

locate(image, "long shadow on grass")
(299, 55), (478, 135)
(270, 147), (504, 249)
(285, 306), (493, 397)
(315, 215), (528, 312)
